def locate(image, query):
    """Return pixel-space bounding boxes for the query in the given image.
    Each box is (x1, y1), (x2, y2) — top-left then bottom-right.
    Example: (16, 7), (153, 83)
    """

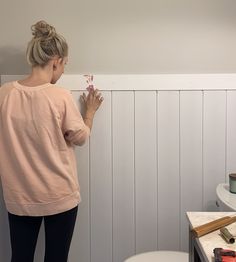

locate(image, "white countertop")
(216, 183), (236, 211)
(187, 212), (236, 262)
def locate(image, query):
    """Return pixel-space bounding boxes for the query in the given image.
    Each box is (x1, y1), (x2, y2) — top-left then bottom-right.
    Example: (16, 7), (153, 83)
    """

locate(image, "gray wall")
(1, 0), (236, 74)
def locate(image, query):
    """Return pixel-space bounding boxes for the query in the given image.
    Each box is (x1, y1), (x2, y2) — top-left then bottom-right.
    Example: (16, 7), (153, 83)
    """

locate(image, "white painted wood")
(135, 91), (158, 253)
(226, 91), (236, 182)
(157, 91), (180, 250)
(0, 77), (9, 261)
(34, 226), (45, 262)
(89, 92), (113, 262)
(0, 190), (11, 261)
(2, 74), (236, 91)
(112, 91), (135, 262)
(180, 91), (203, 251)
(58, 74), (236, 91)
(1, 74), (235, 262)
(69, 92), (90, 262)
(203, 91), (226, 211)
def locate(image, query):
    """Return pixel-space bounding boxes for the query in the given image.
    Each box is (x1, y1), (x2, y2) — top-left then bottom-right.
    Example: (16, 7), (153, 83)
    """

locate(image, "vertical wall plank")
(90, 92), (112, 262)
(203, 91), (226, 211)
(135, 91), (157, 253)
(0, 74), (11, 262)
(180, 91), (203, 251)
(113, 91), (135, 262)
(157, 91), (180, 250)
(69, 92), (90, 262)
(0, 187), (11, 261)
(226, 91), (236, 182)
(34, 227), (45, 262)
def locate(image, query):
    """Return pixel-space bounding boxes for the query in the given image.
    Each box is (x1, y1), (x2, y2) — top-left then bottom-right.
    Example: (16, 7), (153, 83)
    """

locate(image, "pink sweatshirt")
(0, 81), (90, 216)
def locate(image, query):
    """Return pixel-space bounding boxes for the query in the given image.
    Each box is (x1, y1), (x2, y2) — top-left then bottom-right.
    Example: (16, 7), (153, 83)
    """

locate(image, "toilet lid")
(216, 183), (236, 211)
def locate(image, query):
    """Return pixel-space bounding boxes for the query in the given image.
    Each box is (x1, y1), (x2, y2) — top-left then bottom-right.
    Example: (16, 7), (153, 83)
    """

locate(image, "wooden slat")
(112, 91), (135, 262)
(57, 74), (236, 91)
(192, 216), (236, 237)
(69, 92), (90, 262)
(135, 91), (158, 253)
(90, 92), (112, 262)
(226, 91), (236, 183)
(0, 72), (11, 261)
(180, 91), (203, 251)
(157, 91), (180, 250)
(0, 190), (11, 261)
(203, 91), (226, 211)
(34, 227), (45, 262)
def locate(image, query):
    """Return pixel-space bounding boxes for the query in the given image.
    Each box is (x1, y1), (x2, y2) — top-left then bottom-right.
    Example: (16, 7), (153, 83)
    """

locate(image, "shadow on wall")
(0, 46), (29, 75)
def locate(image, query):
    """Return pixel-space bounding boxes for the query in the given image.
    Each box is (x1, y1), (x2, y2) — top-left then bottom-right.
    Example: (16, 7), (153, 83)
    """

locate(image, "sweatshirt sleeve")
(61, 91), (90, 146)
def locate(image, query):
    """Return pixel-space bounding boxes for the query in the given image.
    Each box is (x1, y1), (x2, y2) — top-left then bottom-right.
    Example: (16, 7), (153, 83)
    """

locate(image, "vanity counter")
(187, 212), (236, 261)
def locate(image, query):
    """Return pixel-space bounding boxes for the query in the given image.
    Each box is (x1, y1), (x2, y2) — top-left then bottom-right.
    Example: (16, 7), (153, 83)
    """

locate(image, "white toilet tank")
(216, 183), (236, 211)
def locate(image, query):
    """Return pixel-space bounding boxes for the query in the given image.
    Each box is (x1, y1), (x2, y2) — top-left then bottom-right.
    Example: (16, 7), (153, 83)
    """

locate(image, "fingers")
(96, 92), (102, 99)
(93, 89), (99, 97)
(86, 86), (95, 99)
(94, 90), (104, 103)
(87, 88), (102, 99)
(85, 87), (104, 105)
(99, 96), (104, 103)
(86, 85), (95, 92)
(80, 92), (87, 103)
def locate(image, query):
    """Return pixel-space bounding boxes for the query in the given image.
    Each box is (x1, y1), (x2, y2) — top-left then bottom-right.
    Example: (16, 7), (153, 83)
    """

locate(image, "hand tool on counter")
(213, 248), (236, 262)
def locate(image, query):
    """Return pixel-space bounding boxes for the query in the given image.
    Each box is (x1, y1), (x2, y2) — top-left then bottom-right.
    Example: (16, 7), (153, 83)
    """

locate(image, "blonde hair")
(26, 20), (68, 67)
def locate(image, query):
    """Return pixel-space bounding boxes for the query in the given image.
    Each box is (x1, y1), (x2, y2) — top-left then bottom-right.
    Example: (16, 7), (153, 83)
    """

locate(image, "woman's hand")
(81, 85), (103, 114)
(80, 86), (103, 130)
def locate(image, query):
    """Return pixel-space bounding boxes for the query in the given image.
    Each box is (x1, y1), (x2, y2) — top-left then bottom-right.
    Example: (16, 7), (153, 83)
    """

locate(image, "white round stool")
(124, 251), (188, 262)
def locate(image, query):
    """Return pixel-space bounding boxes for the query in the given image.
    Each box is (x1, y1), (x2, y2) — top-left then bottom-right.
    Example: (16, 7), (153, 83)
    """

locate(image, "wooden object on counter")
(192, 216), (236, 237)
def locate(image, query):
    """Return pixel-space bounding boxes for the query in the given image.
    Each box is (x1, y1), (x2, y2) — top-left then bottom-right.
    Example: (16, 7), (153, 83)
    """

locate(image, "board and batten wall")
(1, 74), (236, 262)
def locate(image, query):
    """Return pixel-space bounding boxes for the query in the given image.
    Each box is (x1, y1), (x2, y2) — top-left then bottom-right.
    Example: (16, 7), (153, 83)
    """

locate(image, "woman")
(0, 21), (103, 262)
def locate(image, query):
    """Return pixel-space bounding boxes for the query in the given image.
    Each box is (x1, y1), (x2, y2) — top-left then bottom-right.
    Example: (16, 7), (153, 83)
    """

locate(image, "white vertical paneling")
(90, 92), (112, 262)
(69, 92), (90, 262)
(1, 75), (236, 262)
(226, 91), (236, 182)
(34, 227), (45, 262)
(113, 91), (135, 262)
(0, 74), (11, 261)
(203, 91), (226, 211)
(135, 91), (157, 253)
(0, 191), (11, 261)
(157, 91), (180, 250)
(180, 91), (203, 251)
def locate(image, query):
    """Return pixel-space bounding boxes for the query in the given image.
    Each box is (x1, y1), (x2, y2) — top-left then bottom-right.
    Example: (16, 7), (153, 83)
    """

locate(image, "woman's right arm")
(61, 87), (103, 146)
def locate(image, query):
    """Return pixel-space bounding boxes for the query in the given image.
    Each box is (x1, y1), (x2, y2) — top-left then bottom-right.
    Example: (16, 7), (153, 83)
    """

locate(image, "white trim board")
(1, 74), (236, 91)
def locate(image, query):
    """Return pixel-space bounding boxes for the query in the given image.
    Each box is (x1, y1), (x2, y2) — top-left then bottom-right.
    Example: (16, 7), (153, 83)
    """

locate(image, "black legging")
(8, 205), (78, 262)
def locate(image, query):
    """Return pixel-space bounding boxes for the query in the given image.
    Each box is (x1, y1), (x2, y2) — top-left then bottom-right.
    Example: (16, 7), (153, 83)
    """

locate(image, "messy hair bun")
(26, 20), (68, 67)
(31, 20), (56, 39)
